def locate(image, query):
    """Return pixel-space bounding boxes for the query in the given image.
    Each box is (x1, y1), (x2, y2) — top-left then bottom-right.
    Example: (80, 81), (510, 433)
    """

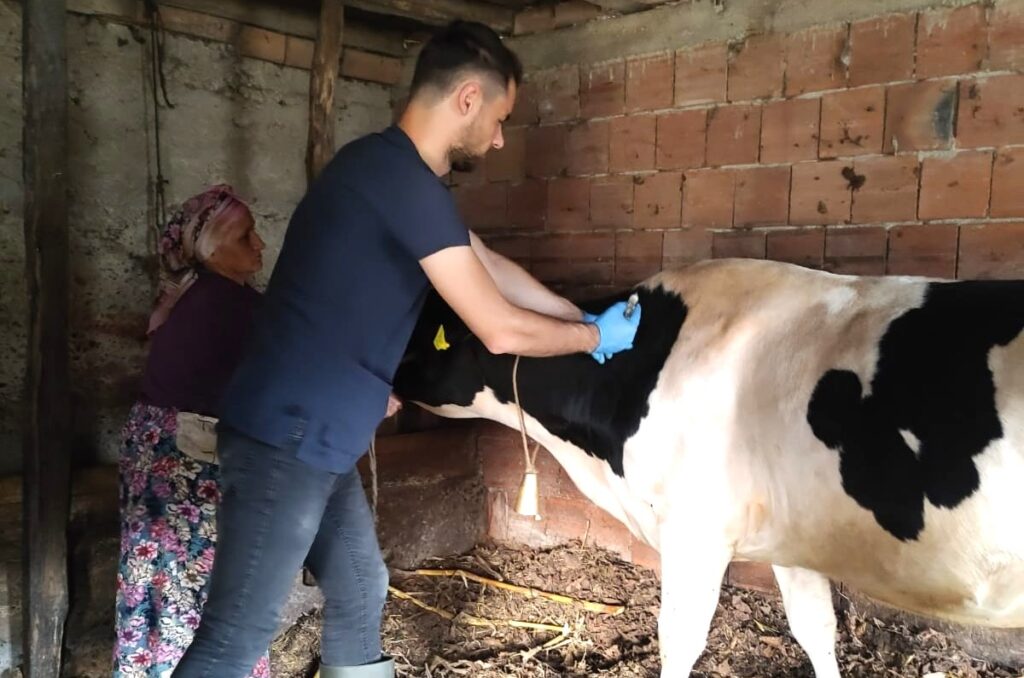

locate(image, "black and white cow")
(394, 258), (1024, 677)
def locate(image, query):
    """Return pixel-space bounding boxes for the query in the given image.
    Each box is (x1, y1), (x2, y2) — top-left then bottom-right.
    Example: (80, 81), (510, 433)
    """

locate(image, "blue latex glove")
(585, 301), (642, 364)
(581, 311), (611, 363)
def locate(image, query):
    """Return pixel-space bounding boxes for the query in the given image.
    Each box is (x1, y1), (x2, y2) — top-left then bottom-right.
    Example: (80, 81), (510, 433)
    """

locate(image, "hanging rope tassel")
(512, 355), (542, 519)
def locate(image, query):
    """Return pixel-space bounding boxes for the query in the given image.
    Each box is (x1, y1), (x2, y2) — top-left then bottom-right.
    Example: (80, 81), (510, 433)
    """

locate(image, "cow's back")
(635, 260), (1024, 627)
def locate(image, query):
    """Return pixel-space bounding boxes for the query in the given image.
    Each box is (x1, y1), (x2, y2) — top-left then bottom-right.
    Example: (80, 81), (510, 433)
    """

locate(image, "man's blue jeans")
(172, 426), (388, 676)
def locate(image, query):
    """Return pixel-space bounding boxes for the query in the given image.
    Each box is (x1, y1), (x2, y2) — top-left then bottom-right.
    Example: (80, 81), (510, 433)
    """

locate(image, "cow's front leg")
(657, 525), (732, 677)
(772, 565), (841, 678)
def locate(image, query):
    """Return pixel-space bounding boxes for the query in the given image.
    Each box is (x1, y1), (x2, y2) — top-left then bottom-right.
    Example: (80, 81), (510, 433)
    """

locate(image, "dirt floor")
(270, 541), (1022, 678)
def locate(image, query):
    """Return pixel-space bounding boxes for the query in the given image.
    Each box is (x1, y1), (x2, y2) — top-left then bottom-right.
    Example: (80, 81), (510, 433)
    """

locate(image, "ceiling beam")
(584, 0), (672, 13)
(345, 0), (516, 33)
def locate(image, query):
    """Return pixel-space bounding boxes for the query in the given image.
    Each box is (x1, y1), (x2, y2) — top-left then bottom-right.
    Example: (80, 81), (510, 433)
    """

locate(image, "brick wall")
(453, 1), (1024, 302)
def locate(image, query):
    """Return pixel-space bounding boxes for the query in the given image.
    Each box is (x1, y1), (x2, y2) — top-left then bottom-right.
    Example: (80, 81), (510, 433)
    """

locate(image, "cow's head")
(395, 285), (689, 475)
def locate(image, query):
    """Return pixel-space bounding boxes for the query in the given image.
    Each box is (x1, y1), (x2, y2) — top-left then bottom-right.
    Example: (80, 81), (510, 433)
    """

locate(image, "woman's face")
(205, 206), (265, 281)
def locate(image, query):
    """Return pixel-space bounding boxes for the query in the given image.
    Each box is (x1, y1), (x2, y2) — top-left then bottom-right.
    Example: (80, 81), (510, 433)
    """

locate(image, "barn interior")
(3, 0), (1024, 675)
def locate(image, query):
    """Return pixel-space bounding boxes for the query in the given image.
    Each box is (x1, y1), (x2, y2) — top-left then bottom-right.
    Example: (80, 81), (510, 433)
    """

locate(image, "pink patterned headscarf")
(147, 184), (251, 336)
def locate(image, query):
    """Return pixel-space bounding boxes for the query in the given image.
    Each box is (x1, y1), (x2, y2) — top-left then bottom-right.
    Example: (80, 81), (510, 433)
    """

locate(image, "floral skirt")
(113, 402), (271, 677)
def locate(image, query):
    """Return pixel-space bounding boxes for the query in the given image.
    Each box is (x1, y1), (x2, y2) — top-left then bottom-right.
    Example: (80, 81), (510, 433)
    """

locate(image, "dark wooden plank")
(306, 0), (345, 184)
(22, 0), (72, 676)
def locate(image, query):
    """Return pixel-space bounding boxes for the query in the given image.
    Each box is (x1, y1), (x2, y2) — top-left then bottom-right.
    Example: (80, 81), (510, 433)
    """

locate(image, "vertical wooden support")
(22, 0), (72, 676)
(306, 0), (345, 184)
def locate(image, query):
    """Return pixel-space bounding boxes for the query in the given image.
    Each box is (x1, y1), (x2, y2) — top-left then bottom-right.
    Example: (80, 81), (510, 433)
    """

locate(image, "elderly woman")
(113, 185), (269, 677)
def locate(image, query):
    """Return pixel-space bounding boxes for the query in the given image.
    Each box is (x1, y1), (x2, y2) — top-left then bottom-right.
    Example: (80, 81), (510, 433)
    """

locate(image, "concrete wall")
(0, 1), (394, 475)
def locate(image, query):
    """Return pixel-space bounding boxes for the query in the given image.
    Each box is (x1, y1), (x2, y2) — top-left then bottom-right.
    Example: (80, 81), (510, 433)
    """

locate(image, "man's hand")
(587, 301), (642, 364)
(386, 393), (403, 418)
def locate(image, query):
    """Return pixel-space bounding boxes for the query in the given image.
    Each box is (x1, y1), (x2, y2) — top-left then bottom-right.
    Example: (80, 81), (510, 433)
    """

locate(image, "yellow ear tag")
(433, 324), (450, 351)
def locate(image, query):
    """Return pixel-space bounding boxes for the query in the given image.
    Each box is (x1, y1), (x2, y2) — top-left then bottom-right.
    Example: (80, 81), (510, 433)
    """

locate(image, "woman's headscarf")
(147, 184), (251, 336)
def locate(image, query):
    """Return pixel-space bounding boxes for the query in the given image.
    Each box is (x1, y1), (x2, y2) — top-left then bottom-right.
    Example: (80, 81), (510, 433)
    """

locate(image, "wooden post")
(306, 0), (344, 184)
(22, 0), (71, 676)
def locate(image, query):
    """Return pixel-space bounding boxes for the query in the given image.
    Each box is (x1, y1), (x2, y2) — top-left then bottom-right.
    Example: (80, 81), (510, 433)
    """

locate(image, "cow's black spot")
(807, 281), (1024, 541)
(395, 286), (688, 476)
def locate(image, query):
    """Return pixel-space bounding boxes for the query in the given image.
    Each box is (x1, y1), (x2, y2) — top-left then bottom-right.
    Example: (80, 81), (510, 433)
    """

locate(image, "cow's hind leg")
(657, 525), (732, 677)
(772, 565), (841, 678)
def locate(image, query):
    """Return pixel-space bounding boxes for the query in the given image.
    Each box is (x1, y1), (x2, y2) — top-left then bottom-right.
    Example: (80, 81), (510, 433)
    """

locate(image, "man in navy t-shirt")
(174, 21), (640, 678)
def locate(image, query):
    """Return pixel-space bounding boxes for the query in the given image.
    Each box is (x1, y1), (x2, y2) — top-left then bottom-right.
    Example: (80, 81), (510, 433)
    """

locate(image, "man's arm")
(469, 231), (584, 322)
(420, 245), (599, 357)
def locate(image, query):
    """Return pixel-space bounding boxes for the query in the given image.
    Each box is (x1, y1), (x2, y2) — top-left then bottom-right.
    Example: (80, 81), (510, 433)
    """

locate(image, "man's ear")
(454, 80), (483, 116)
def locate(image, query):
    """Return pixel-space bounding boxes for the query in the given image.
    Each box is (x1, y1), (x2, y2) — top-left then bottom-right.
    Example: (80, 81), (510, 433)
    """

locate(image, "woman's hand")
(386, 393), (403, 418)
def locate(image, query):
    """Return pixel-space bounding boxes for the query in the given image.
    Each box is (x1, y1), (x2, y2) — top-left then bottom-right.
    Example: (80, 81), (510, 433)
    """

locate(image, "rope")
(143, 0), (174, 240)
(512, 355), (539, 473)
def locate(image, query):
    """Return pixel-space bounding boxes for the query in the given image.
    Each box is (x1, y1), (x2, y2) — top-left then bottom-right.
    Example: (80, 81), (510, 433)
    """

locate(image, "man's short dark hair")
(409, 21), (523, 98)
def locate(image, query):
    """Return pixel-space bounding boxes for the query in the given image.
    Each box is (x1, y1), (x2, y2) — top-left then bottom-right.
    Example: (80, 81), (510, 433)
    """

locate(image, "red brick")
(760, 98), (820, 164)
(487, 127), (526, 182)
(728, 33), (785, 101)
(887, 224), (958, 278)
(884, 80), (957, 153)
(508, 179), (547, 230)
(992, 148), (1024, 217)
(819, 86), (885, 158)
(591, 175), (635, 229)
(959, 222), (1024, 279)
(566, 120), (610, 176)
(683, 168), (736, 227)
(656, 109), (706, 170)
(989, 0), (1024, 72)
(706, 104), (761, 167)
(284, 36), (314, 69)
(713, 231), (766, 259)
(581, 60), (625, 118)
(609, 115), (657, 172)
(767, 228), (825, 269)
(825, 226), (887, 275)
(509, 78), (540, 126)
(237, 26), (286, 63)
(919, 151), (993, 220)
(634, 171), (683, 229)
(728, 561), (778, 592)
(852, 155), (920, 223)
(159, 5), (239, 43)
(486, 490), (510, 541)
(783, 25), (848, 96)
(626, 52), (675, 112)
(583, 503), (633, 557)
(484, 235), (532, 268)
(450, 156), (487, 186)
(526, 125), (568, 178)
(734, 166), (791, 227)
(547, 177), (591, 231)
(531, 233), (615, 285)
(790, 161), (852, 225)
(848, 14), (916, 87)
(675, 43), (728, 107)
(957, 76), (1024, 148)
(535, 65), (581, 123)
(917, 4), (986, 78)
(630, 538), (661, 575)
(541, 496), (592, 542)
(663, 228), (713, 267)
(341, 50), (403, 86)
(616, 230), (665, 284)
(453, 183), (507, 231)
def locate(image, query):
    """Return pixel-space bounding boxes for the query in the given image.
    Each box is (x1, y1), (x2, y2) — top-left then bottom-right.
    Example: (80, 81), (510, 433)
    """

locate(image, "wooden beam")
(152, 0), (409, 56)
(22, 0), (72, 676)
(345, 0), (515, 33)
(307, 0), (345, 184)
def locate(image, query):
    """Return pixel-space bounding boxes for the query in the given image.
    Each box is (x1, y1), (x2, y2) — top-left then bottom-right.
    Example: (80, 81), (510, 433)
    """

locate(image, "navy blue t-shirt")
(218, 125), (470, 472)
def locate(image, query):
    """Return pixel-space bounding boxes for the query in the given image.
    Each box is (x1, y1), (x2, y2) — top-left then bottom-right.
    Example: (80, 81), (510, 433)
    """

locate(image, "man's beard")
(448, 145), (482, 174)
